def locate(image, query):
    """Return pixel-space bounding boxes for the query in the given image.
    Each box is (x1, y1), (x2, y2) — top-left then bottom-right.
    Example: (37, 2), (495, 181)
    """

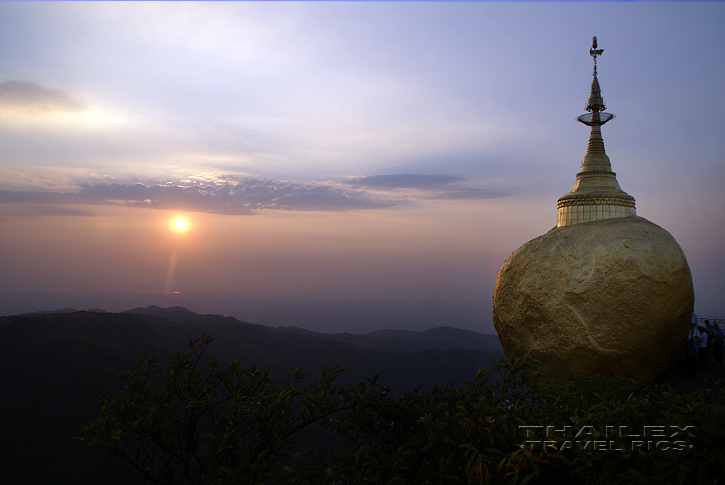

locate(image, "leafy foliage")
(526, 371), (725, 485)
(327, 358), (545, 484)
(81, 336), (725, 484)
(80, 333), (378, 484)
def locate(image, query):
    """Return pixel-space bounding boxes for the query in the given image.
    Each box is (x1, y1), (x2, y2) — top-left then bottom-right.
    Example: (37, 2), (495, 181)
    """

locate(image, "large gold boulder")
(492, 216), (693, 380)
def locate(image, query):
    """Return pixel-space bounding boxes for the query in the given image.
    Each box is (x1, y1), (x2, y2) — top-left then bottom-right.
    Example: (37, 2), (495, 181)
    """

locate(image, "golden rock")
(492, 216), (693, 380)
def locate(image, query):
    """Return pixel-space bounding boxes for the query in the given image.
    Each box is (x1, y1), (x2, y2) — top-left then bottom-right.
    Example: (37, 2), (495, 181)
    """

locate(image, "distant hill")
(120, 305), (504, 352)
(124, 304), (231, 323)
(276, 325), (502, 353)
(58, 304), (504, 353)
(19, 306), (83, 315)
(0, 306), (504, 485)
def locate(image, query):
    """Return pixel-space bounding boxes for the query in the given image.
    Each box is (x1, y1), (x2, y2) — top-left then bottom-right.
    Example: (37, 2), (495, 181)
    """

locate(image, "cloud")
(0, 176), (397, 215)
(1, 171), (510, 214)
(345, 174), (465, 189)
(425, 188), (508, 201)
(0, 81), (87, 113)
(345, 173), (508, 201)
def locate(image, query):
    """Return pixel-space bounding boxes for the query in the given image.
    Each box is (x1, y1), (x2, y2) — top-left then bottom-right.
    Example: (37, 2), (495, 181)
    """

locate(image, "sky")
(1, 1), (724, 334)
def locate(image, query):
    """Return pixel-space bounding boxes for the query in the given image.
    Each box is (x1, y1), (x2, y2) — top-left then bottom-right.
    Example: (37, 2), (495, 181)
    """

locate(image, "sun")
(170, 216), (190, 232)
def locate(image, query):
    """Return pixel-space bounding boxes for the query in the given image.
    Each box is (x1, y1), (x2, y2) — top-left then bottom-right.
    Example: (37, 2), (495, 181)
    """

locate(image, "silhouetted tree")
(80, 333), (378, 484)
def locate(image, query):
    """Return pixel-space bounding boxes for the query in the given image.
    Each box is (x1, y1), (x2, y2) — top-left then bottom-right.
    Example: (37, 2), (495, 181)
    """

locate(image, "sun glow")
(170, 216), (189, 232)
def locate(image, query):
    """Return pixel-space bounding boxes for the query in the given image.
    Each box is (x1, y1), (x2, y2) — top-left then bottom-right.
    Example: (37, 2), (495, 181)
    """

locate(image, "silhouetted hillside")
(125, 304), (221, 322)
(277, 325), (502, 353)
(0, 307), (503, 485)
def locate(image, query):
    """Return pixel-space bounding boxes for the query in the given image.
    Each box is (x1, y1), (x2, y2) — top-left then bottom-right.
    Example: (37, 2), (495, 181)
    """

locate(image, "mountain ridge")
(16, 305), (502, 353)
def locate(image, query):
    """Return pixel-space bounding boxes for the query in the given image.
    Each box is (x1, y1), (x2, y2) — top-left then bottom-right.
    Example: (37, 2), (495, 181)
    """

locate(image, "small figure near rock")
(689, 312), (699, 339)
(698, 325), (709, 366)
(706, 319), (715, 359)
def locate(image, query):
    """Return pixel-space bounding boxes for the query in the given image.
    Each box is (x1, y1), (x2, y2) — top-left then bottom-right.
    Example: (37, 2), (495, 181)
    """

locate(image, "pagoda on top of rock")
(557, 36), (636, 227)
(491, 37), (694, 382)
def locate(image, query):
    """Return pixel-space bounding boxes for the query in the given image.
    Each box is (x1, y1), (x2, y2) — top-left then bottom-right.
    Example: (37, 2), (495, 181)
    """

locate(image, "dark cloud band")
(1, 173), (506, 215)
(0, 177), (395, 215)
(345, 174), (465, 189)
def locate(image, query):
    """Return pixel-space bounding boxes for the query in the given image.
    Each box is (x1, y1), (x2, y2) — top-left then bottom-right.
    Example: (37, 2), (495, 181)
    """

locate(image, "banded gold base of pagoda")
(557, 195), (636, 227)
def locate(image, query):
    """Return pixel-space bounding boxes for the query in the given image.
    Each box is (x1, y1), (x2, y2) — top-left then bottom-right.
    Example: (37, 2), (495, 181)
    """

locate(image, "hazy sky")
(1, 2), (724, 334)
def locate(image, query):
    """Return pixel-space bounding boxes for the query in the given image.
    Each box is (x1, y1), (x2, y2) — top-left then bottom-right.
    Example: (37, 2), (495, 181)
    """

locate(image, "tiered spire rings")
(556, 37), (636, 227)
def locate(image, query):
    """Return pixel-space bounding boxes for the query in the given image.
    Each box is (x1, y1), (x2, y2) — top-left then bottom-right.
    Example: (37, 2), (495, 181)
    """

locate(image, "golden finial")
(590, 36), (604, 73)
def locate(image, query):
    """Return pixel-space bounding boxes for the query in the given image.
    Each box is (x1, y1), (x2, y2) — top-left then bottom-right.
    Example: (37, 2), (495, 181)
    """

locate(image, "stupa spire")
(556, 37), (636, 227)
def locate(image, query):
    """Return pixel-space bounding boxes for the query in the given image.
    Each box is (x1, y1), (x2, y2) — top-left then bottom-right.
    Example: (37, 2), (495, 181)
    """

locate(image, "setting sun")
(170, 216), (189, 232)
